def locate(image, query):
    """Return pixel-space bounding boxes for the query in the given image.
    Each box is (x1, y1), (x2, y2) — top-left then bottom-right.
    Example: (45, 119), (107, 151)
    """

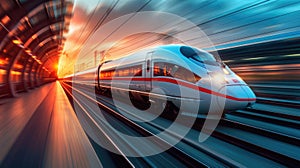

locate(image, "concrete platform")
(0, 81), (102, 168)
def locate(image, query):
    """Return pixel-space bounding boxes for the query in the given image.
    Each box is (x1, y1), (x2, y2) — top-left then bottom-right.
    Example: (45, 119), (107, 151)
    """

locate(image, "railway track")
(61, 81), (216, 168)
(95, 93), (298, 167)
(247, 83), (300, 107)
(61, 82), (137, 168)
(214, 98), (300, 167)
(214, 119), (300, 167)
(60, 81), (299, 167)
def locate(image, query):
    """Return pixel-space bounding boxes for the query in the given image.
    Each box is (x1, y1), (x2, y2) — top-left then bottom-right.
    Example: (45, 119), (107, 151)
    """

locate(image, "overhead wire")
(79, 0), (152, 59)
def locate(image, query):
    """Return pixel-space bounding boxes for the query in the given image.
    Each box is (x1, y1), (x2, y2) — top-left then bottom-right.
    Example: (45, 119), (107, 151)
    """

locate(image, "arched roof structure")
(0, 0), (73, 97)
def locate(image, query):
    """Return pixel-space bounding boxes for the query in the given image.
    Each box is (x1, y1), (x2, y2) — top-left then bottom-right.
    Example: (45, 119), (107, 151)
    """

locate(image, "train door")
(145, 52), (153, 92)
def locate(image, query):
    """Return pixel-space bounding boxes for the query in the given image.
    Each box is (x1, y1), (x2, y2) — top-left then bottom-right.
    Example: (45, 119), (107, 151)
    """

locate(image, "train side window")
(154, 65), (159, 75)
(173, 66), (201, 83)
(124, 69), (129, 76)
(100, 65), (143, 78)
(134, 66), (142, 76)
(154, 63), (164, 76)
(154, 62), (173, 77)
(153, 62), (201, 83)
(114, 70), (119, 77)
(101, 69), (114, 78)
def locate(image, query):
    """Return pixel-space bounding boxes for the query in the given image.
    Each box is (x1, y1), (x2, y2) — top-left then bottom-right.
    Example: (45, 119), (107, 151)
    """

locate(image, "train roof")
(102, 44), (205, 62)
(100, 44), (218, 71)
(101, 45), (183, 66)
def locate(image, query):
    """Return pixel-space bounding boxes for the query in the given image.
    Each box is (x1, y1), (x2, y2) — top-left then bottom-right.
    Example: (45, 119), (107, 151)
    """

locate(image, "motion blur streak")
(56, 0), (300, 110)
(1, 0), (299, 167)
(58, 0), (300, 78)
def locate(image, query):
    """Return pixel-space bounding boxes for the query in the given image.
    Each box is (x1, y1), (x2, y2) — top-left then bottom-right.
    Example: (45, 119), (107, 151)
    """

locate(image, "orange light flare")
(11, 71), (21, 75)
(0, 69), (6, 75)
(25, 49), (31, 53)
(54, 63), (59, 70)
(31, 34), (38, 40)
(57, 53), (75, 78)
(0, 59), (6, 65)
(12, 39), (23, 45)
(13, 64), (23, 69)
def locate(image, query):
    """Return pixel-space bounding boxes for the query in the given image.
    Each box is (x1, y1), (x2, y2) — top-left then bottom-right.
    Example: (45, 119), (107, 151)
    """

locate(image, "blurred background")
(1, 0), (299, 100)
(58, 0), (300, 104)
(0, 0), (299, 167)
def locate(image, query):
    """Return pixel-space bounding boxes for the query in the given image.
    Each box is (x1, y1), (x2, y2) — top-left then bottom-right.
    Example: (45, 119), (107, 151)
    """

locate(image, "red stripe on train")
(100, 77), (256, 102)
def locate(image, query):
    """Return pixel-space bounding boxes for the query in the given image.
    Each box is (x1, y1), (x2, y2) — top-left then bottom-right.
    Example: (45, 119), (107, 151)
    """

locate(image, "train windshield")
(180, 46), (219, 66)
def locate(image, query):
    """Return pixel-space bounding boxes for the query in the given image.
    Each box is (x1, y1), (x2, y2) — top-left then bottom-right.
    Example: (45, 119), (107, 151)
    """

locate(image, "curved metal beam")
(21, 31), (62, 90)
(1, 0), (72, 96)
(30, 44), (59, 86)
(5, 17), (65, 96)
(0, 1), (65, 50)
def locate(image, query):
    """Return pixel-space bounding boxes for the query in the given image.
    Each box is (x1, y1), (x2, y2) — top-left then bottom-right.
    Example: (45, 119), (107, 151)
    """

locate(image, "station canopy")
(0, 0), (73, 97)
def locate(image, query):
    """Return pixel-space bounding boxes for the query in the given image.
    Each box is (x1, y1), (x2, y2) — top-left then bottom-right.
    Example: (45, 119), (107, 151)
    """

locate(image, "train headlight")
(210, 73), (226, 84)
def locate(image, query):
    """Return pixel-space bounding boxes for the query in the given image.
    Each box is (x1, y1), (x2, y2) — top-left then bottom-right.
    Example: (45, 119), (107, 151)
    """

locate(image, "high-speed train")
(93, 44), (256, 114)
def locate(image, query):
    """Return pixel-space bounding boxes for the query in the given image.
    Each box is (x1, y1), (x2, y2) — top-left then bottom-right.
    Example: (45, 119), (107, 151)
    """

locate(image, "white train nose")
(217, 85), (256, 110)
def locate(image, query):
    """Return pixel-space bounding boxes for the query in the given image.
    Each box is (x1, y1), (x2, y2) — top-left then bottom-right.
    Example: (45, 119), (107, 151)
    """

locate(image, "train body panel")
(73, 44), (256, 115)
